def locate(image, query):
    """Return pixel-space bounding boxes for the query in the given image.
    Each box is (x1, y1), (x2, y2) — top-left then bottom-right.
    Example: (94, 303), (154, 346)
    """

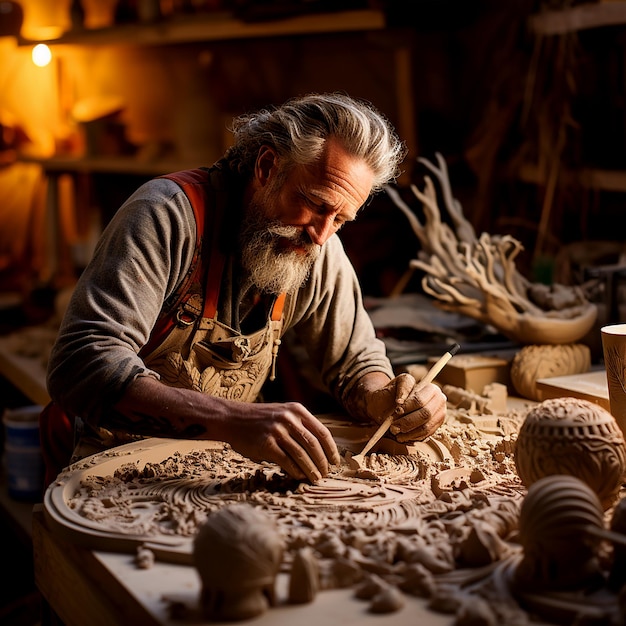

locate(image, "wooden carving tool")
(348, 342), (460, 470)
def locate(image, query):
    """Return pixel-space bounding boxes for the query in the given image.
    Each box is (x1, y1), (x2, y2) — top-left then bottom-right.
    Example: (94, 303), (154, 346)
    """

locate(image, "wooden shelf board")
(0, 339), (50, 407)
(518, 163), (626, 193)
(19, 154), (209, 176)
(529, 1), (626, 35)
(34, 157), (626, 191)
(535, 369), (610, 410)
(19, 9), (385, 47)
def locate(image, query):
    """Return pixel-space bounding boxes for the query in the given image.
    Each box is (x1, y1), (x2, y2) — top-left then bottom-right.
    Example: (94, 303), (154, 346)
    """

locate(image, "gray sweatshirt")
(46, 166), (393, 428)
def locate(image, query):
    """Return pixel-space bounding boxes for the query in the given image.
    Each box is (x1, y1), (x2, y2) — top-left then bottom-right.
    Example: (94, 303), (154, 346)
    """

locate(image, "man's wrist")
(343, 372), (391, 422)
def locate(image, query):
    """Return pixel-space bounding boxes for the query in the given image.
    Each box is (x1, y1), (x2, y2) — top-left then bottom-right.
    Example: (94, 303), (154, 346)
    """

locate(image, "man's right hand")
(111, 377), (340, 484)
(223, 402), (342, 483)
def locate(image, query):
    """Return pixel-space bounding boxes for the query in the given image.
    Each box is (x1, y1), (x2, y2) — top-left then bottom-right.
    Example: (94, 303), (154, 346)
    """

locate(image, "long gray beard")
(240, 223), (320, 295)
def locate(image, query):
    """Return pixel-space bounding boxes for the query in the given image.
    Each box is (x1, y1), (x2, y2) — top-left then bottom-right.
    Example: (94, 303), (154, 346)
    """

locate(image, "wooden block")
(535, 370), (610, 410)
(428, 354), (511, 394)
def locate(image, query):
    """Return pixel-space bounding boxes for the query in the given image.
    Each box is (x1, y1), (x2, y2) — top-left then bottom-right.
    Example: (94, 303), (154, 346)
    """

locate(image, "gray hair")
(224, 92), (407, 191)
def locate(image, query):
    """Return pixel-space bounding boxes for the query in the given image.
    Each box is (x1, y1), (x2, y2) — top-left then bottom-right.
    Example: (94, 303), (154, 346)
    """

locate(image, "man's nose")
(306, 215), (335, 246)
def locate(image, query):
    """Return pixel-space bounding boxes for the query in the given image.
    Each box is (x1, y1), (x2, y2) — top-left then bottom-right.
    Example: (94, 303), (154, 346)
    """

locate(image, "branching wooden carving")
(386, 153), (597, 345)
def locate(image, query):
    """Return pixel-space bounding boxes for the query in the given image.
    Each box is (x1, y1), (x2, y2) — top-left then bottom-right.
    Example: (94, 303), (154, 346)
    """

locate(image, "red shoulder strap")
(139, 168), (286, 358)
(272, 292), (286, 321)
(163, 168), (210, 235)
(139, 169), (213, 357)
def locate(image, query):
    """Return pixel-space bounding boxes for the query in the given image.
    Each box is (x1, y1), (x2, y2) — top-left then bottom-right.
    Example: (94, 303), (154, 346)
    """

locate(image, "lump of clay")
(193, 503), (284, 621)
(355, 574), (406, 614)
(369, 586), (406, 614)
(354, 573), (388, 600)
(514, 474), (605, 591)
(288, 547), (319, 605)
(510, 343), (591, 400)
(515, 397), (626, 509)
(135, 544), (155, 569)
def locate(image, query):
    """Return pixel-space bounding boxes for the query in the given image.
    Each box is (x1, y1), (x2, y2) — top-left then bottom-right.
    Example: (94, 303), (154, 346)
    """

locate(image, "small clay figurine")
(288, 547), (320, 605)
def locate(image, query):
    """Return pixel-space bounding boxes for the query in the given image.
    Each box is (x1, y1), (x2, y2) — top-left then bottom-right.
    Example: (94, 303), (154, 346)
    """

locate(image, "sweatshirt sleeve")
(46, 177), (196, 423)
(285, 235), (394, 405)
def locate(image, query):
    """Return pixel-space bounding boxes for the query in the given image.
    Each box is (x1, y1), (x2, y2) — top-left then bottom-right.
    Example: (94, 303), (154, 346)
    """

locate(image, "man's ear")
(255, 145), (278, 187)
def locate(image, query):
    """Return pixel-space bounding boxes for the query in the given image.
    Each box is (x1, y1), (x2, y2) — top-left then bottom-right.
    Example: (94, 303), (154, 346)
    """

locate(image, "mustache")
(266, 223), (316, 249)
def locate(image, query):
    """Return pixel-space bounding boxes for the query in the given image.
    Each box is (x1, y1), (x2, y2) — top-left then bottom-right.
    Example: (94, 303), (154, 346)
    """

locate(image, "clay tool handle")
(584, 524), (626, 547)
(351, 342), (460, 465)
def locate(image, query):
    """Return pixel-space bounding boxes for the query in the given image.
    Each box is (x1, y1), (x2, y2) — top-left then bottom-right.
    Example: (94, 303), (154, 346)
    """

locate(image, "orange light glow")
(32, 44), (52, 67)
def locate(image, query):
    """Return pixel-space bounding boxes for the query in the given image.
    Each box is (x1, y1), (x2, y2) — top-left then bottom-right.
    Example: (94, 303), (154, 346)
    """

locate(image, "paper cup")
(601, 324), (626, 438)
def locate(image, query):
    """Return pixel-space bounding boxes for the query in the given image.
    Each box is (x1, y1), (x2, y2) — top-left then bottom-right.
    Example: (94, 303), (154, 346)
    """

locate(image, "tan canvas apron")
(145, 290), (285, 402)
(144, 167), (287, 402)
(70, 167), (286, 461)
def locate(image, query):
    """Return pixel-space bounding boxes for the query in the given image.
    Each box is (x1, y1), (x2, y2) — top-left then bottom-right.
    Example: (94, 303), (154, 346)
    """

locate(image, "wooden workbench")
(32, 508), (451, 626)
(0, 472), (35, 540)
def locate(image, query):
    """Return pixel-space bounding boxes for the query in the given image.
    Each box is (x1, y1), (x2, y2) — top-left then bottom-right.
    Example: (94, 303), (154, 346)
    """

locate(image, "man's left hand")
(366, 373), (447, 442)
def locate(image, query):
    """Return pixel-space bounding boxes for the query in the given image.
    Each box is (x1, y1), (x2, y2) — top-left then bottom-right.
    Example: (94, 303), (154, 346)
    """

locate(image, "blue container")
(3, 405), (44, 501)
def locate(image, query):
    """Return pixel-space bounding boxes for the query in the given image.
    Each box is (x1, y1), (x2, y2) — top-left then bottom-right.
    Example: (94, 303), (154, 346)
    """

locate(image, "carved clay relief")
(44, 398), (626, 625)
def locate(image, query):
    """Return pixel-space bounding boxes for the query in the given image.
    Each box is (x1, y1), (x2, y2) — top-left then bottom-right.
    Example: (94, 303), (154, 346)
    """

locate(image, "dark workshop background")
(3, 0), (626, 311)
(0, 1), (625, 622)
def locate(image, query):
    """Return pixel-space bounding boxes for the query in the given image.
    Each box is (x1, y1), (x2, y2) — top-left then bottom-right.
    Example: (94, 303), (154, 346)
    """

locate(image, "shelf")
(518, 162), (626, 193)
(536, 369), (609, 410)
(0, 335), (50, 407)
(19, 154), (210, 176)
(529, 1), (626, 35)
(0, 334), (46, 538)
(18, 9), (385, 47)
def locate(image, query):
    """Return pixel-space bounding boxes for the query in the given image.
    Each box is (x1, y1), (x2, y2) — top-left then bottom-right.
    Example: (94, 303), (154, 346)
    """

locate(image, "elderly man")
(44, 92), (446, 487)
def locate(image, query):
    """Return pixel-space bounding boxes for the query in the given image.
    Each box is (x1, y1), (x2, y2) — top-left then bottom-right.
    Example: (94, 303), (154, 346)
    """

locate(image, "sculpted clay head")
(515, 397), (626, 509)
(193, 503), (285, 621)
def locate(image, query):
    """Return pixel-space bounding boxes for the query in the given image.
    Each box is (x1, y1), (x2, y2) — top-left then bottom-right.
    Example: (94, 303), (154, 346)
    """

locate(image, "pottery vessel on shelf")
(0, 1), (23, 37)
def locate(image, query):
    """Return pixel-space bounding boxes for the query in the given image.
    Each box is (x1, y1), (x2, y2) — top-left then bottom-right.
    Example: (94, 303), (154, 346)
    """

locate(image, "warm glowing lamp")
(32, 43), (52, 67)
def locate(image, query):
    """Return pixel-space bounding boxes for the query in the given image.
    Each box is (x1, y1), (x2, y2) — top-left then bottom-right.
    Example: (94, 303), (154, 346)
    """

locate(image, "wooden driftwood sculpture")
(386, 153), (597, 345)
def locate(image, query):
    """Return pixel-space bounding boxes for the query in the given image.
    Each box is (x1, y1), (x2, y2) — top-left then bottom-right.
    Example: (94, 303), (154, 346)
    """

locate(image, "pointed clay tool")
(348, 343), (461, 470)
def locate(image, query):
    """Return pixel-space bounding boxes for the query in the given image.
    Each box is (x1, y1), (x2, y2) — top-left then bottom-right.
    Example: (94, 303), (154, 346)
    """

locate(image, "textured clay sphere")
(510, 343), (590, 401)
(515, 397), (626, 509)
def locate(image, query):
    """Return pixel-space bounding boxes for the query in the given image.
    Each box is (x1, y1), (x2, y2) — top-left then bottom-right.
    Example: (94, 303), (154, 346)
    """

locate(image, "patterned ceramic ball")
(515, 397), (626, 509)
